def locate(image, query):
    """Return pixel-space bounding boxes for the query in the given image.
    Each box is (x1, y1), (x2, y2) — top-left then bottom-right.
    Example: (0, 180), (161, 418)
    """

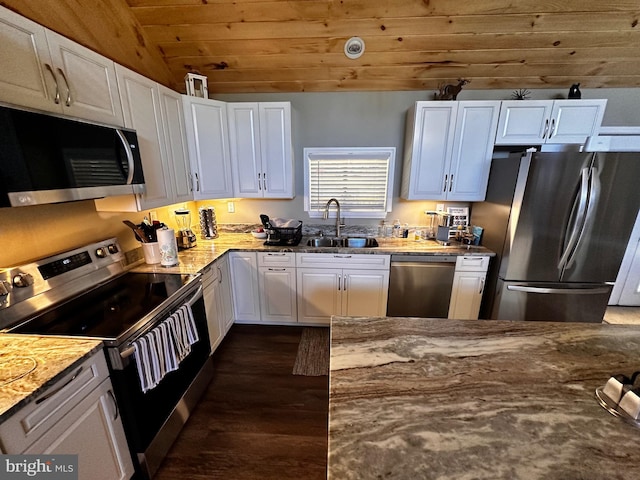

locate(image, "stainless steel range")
(0, 238), (213, 479)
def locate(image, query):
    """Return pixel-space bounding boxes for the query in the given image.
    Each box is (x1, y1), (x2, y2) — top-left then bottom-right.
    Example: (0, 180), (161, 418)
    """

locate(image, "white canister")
(157, 228), (179, 267)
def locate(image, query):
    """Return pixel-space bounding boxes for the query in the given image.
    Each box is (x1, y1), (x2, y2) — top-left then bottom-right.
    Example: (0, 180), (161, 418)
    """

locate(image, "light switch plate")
(227, 201), (235, 213)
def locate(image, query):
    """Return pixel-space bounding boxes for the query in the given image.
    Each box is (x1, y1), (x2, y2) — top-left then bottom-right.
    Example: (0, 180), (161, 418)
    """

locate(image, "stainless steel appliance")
(387, 255), (457, 318)
(175, 209), (197, 249)
(0, 239), (212, 479)
(471, 149), (640, 322)
(0, 105), (145, 207)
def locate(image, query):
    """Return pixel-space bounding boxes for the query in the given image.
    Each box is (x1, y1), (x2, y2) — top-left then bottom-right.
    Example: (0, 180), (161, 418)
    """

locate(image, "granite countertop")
(131, 232), (494, 275)
(328, 316), (640, 479)
(0, 233), (493, 423)
(0, 335), (103, 423)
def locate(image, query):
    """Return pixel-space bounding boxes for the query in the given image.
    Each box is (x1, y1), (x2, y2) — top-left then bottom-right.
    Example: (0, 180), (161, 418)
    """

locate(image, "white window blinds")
(304, 147), (395, 218)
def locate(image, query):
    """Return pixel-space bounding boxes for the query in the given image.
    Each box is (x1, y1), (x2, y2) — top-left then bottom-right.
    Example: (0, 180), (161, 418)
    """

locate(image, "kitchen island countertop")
(0, 335), (102, 422)
(329, 316), (640, 479)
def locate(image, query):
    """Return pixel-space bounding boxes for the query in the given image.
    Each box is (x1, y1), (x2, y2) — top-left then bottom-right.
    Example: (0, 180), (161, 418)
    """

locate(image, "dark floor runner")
(292, 327), (330, 376)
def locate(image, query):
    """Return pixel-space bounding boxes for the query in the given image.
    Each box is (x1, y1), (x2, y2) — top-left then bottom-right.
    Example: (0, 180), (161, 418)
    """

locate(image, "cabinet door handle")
(258, 172), (262, 190)
(268, 268), (286, 271)
(449, 174), (454, 192)
(267, 253), (287, 256)
(44, 63), (60, 104)
(263, 172), (267, 191)
(194, 172), (200, 192)
(479, 278), (485, 295)
(333, 255), (352, 259)
(542, 118), (549, 139)
(56, 68), (72, 106)
(217, 266), (222, 283)
(443, 174), (448, 192)
(549, 118), (556, 138)
(343, 275), (347, 291)
(338, 276), (341, 291)
(35, 366), (83, 404)
(108, 389), (119, 420)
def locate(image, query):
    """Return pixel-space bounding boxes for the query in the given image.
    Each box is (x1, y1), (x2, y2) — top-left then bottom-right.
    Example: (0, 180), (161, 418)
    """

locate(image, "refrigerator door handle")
(558, 167), (590, 272)
(566, 165), (601, 270)
(507, 285), (611, 295)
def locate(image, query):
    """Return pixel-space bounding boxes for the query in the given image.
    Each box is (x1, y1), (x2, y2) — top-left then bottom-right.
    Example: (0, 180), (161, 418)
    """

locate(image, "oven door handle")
(185, 284), (203, 307)
(119, 284), (203, 360)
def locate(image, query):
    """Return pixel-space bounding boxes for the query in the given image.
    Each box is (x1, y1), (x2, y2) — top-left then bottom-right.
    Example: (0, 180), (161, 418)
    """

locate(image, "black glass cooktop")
(13, 272), (191, 341)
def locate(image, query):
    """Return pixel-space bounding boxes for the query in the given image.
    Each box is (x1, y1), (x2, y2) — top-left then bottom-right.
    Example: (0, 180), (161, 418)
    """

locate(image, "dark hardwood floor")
(154, 325), (329, 480)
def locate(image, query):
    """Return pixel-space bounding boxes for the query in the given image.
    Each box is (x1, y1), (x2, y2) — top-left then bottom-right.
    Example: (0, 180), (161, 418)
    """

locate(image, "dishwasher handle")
(390, 254), (458, 264)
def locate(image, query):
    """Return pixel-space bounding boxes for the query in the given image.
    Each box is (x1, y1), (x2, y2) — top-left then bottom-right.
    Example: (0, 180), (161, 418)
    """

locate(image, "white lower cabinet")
(0, 351), (134, 480)
(229, 252), (298, 324)
(258, 266), (297, 323)
(202, 256), (234, 351)
(229, 252), (261, 322)
(296, 253), (390, 325)
(216, 256), (234, 334)
(448, 256), (490, 320)
(258, 252), (297, 323)
(202, 264), (223, 351)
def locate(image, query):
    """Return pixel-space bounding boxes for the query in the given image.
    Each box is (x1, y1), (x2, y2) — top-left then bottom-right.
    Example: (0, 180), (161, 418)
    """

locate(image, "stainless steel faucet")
(323, 198), (345, 237)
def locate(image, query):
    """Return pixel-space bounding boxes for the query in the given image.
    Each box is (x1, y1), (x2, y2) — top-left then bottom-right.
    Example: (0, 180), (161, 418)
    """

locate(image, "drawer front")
(455, 255), (490, 272)
(0, 350), (109, 453)
(296, 253), (390, 270)
(258, 252), (296, 267)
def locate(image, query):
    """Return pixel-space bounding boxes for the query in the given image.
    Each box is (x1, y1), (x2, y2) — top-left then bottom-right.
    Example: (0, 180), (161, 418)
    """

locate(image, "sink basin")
(305, 236), (378, 248)
(306, 237), (341, 247)
(342, 237), (378, 248)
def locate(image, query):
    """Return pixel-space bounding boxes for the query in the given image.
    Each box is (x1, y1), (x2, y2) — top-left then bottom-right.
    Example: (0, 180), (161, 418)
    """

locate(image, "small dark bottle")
(568, 83), (581, 99)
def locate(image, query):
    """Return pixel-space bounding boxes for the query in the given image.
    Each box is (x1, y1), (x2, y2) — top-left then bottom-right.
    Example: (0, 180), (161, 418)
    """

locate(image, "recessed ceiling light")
(344, 37), (365, 59)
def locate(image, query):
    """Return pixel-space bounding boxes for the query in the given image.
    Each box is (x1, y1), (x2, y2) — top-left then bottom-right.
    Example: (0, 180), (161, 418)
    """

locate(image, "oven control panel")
(0, 238), (125, 329)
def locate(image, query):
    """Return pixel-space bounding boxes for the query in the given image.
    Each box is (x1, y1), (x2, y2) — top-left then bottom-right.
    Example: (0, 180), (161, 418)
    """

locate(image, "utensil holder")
(141, 242), (161, 264)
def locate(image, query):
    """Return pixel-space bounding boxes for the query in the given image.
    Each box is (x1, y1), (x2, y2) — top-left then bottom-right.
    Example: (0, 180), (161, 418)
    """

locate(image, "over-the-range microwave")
(0, 104), (145, 207)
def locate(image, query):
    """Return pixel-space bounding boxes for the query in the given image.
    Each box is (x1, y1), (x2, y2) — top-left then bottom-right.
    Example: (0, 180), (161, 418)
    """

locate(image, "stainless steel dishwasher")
(387, 254), (457, 318)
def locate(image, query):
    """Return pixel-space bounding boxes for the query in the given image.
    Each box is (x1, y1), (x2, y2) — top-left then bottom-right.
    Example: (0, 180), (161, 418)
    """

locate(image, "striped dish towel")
(132, 302), (200, 393)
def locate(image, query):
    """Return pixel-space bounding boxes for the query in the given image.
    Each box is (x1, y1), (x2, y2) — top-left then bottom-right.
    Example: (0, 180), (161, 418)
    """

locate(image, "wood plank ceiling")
(4, 0), (640, 94)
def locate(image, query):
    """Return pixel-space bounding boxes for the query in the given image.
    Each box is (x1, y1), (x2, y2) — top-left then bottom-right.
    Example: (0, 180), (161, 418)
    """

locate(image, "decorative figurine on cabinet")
(568, 83), (582, 99)
(511, 89), (531, 100)
(435, 78), (470, 100)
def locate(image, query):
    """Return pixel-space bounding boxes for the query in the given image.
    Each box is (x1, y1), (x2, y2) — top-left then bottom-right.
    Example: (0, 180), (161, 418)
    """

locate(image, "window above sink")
(303, 147), (396, 219)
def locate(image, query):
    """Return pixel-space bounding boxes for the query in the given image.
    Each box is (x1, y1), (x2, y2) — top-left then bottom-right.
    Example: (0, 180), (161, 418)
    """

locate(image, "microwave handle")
(116, 129), (135, 184)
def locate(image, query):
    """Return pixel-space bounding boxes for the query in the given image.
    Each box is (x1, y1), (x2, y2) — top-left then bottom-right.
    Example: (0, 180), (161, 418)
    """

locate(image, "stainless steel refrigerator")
(471, 149), (640, 322)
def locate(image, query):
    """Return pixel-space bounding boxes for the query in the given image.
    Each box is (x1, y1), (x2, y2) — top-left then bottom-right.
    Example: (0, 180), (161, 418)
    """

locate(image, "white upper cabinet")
(0, 6), (123, 126)
(228, 102), (294, 198)
(95, 67), (192, 211)
(401, 101), (500, 201)
(183, 96), (234, 199)
(158, 85), (192, 204)
(110, 65), (172, 210)
(495, 99), (607, 145)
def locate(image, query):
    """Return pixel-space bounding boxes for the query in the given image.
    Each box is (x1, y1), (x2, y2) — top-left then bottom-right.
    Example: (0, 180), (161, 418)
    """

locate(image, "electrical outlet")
(436, 203), (445, 212)
(227, 201), (235, 213)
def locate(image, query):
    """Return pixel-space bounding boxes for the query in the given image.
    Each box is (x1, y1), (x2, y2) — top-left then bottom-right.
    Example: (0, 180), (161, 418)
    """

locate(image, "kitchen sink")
(305, 236), (378, 248)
